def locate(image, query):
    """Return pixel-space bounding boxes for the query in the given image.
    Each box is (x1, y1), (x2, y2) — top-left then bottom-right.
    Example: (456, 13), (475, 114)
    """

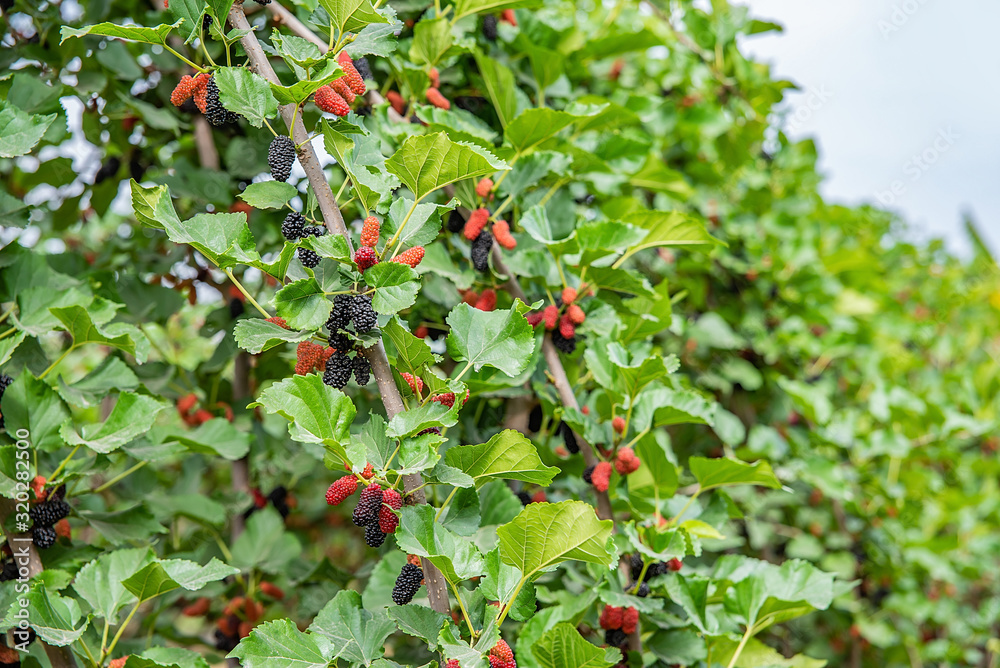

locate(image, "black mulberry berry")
(551, 329), (577, 354)
(582, 464), (595, 485)
(29, 500), (70, 528)
(327, 294), (352, 331)
(604, 628), (627, 647)
(630, 553), (644, 580)
(364, 522), (387, 548)
(517, 491), (531, 506)
(323, 353), (353, 389)
(281, 212), (305, 241)
(229, 297), (244, 319)
(0, 561), (17, 582)
(561, 422), (579, 454)
(32, 526), (56, 549)
(351, 294), (377, 332)
(94, 157), (121, 184)
(304, 225), (327, 236)
(353, 484), (383, 526)
(298, 247), (321, 269)
(482, 15), (498, 41)
(202, 14), (213, 31)
(268, 135), (297, 182)
(392, 563), (423, 605)
(352, 354), (371, 385)
(328, 331), (352, 353)
(446, 210), (465, 233)
(633, 581), (649, 597)
(253, 0), (272, 4)
(470, 229), (493, 272)
(205, 76), (238, 126)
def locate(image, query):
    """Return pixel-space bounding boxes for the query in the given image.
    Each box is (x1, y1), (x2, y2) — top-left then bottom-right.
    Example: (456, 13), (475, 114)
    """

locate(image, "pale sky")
(737, 0), (1000, 257)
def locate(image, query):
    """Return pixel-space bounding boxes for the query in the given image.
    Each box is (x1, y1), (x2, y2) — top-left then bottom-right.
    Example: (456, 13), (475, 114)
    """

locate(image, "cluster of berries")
(353, 215), (425, 272)
(326, 465), (403, 547)
(446, 208), (497, 272)
(0, 373), (12, 429)
(314, 52), (367, 116)
(488, 639), (517, 668)
(294, 340), (336, 376)
(613, 447), (640, 475)
(28, 483), (70, 549)
(527, 287), (587, 354)
(279, 211), (329, 268)
(243, 486), (294, 520)
(176, 392), (233, 426)
(629, 553), (682, 585)
(460, 288), (497, 312)
(170, 73), (240, 125)
(599, 603), (639, 648)
(210, 595), (268, 651)
(321, 294), (376, 389)
(582, 448), (641, 493)
(398, 373), (468, 411)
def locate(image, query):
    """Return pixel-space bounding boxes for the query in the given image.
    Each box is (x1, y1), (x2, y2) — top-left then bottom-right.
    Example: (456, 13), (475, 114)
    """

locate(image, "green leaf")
(308, 590), (394, 664)
(239, 181), (298, 210)
(627, 432), (679, 507)
(647, 629), (708, 665)
(446, 303), (535, 376)
(270, 59), (345, 105)
(497, 501), (615, 576)
(51, 305), (150, 363)
(453, 0), (542, 21)
(73, 547), (154, 620)
(445, 430), (558, 486)
(615, 211), (722, 266)
(664, 574), (718, 634)
(11, 585), (86, 646)
(584, 341), (668, 407)
(56, 356), (140, 408)
(533, 623), (616, 668)
(122, 558), (238, 601)
(273, 278), (330, 330)
(386, 132), (508, 201)
(410, 18), (456, 67)
(388, 605), (448, 650)
(234, 318), (312, 354)
(504, 107), (596, 155)
(395, 505), (486, 583)
(479, 549), (534, 622)
(1, 371), (69, 451)
(317, 0), (389, 34)
(629, 155), (694, 199)
(131, 181), (262, 269)
(169, 418), (251, 460)
(249, 374), (356, 457)
(0, 330), (24, 367)
(383, 196), (450, 249)
(350, 413), (395, 471)
(59, 392), (167, 454)
(0, 101), (57, 158)
(77, 506), (169, 545)
(229, 619), (333, 668)
(688, 456), (782, 491)
(60, 20), (183, 45)
(473, 53), (518, 129)
(214, 66), (279, 128)
(386, 399), (461, 439)
(231, 507), (303, 573)
(365, 262), (420, 314)
(707, 637), (826, 668)
(383, 316), (437, 373)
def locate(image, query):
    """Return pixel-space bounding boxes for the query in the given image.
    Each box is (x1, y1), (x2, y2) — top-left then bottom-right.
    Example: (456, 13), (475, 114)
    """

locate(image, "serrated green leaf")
(249, 374), (356, 458)
(214, 66), (279, 127)
(614, 210), (722, 267)
(273, 278), (330, 330)
(452, 0), (542, 21)
(446, 303), (534, 376)
(170, 417), (251, 460)
(497, 501), (614, 576)
(74, 547), (154, 620)
(689, 456), (782, 491)
(365, 262), (420, 314)
(231, 507), (303, 573)
(388, 605), (448, 650)
(60, 20), (183, 45)
(229, 619), (332, 668)
(51, 305), (150, 363)
(308, 590), (394, 664)
(0, 101), (57, 158)
(396, 505), (486, 583)
(59, 392), (166, 454)
(386, 132), (508, 201)
(445, 429), (558, 486)
(234, 318), (312, 354)
(122, 558), (238, 601)
(239, 181), (298, 210)
(533, 623), (616, 668)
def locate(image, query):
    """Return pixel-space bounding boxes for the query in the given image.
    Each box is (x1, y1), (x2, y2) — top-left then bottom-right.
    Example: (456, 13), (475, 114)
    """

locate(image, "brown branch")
(491, 246), (615, 521)
(231, 352), (251, 539)
(227, 3), (450, 616)
(0, 500), (78, 668)
(193, 116), (221, 170)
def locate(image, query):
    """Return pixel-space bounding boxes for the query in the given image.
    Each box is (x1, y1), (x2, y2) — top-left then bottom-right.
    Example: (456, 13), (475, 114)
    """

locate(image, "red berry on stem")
(361, 216), (381, 247)
(393, 246), (425, 268)
(591, 461), (612, 492)
(464, 208), (490, 240)
(354, 246), (378, 271)
(476, 178), (494, 198)
(426, 86), (451, 110)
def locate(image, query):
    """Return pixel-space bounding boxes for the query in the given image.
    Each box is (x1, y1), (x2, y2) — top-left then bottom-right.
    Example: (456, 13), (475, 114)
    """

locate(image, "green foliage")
(2, 1), (998, 667)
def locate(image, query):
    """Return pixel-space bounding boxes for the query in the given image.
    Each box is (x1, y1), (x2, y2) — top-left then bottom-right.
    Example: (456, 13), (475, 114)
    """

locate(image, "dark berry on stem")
(351, 294), (377, 332)
(364, 522), (387, 548)
(392, 563), (423, 605)
(470, 229), (493, 272)
(281, 212), (305, 241)
(323, 353), (353, 389)
(268, 135), (296, 182)
(482, 14), (498, 41)
(205, 76), (235, 126)
(605, 628), (627, 647)
(353, 57), (373, 80)
(327, 294), (352, 331)
(353, 483), (383, 526)
(582, 464), (595, 484)
(328, 331), (352, 353)
(353, 354), (371, 385)
(29, 500), (70, 528)
(561, 422), (579, 454)
(447, 210), (465, 233)
(32, 526), (57, 549)
(298, 247), (321, 268)
(551, 329), (577, 354)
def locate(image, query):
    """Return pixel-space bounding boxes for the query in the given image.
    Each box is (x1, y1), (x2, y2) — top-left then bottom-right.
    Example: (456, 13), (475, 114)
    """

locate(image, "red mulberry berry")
(177, 393), (198, 415)
(191, 73), (210, 113)
(530, 490), (547, 503)
(361, 463), (375, 479)
(591, 461), (612, 492)
(429, 67), (440, 88)
(315, 85), (350, 116)
(332, 78), (356, 103)
(431, 393), (456, 408)
(361, 216), (381, 247)
(489, 639), (515, 666)
(501, 9), (517, 25)
(338, 51), (366, 95)
(265, 316), (289, 329)
(476, 178), (493, 198)
(54, 518), (71, 539)
(492, 220), (516, 250)
(464, 208), (489, 240)
(170, 75), (198, 106)
(425, 87), (450, 110)
(612, 417), (626, 435)
(392, 246), (425, 268)
(401, 372), (423, 394)
(326, 476), (359, 506)
(379, 488), (403, 533)
(414, 325), (429, 338)
(543, 305), (559, 330)
(108, 658), (128, 668)
(260, 581), (285, 600)
(445, 661), (460, 668)
(562, 287), (577, 304)
(667, 557), (683, 572)
(558, 314), (576, 339)
(296, 341), (326, 375)
(526, 311), (544, 327)
(462, 289), (479, 306)
(614, 447), (640, 475)
(475, 289), (497, 312)
(386, 91), (406, 115)
(567, 304), (586, 325)
(354, 246), (378, 271)
(622, 606), (639, 634)
(182, 597), (211, 617)
(599, 605), (623, 630)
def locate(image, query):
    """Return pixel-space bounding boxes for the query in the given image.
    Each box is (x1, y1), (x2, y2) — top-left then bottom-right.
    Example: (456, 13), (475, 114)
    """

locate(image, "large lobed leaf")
(497, 501), (615, 576)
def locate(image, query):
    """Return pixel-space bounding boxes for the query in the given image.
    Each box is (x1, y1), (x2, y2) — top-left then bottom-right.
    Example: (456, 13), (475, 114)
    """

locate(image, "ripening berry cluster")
(599, 603), (639, 635)
(526, 286), (588, 354)
(488, 639), (516, 668)
(319, 294), (377, 389)
(29, 484), (70, 549)
(460, 288), (497, 312)
(176, 392), (230, 427)
(314, 52), (367, 116)
(614, 447), (641, 475)
(295, 341), (336, 376)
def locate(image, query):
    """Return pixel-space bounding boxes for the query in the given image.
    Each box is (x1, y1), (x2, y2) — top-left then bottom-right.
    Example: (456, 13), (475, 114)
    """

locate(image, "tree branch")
(227, 3), (450, 616)
(491, 246), (615, 521)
